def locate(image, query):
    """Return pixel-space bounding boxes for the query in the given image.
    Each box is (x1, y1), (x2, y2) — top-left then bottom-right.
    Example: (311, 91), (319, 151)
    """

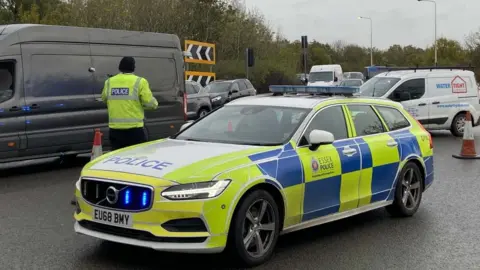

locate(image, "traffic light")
(246, 48), (254, 67)
(301, 35), (308, 49)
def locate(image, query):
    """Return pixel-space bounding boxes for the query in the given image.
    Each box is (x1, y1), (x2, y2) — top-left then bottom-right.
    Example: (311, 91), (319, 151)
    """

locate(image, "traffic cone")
(227, 120), (233, 132)
(91, 128), (103, 161)
(453, 111), (480, 159)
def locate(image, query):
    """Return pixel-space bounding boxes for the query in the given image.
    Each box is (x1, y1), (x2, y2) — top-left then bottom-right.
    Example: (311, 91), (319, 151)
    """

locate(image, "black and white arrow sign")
(185, 71), (216, 87)
(185, 40), (215, 64)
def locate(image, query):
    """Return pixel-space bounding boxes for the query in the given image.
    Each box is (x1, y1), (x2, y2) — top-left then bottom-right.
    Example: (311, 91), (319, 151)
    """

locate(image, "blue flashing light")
(124, 190), (130, 205)
(269, 85), (360, 96)
(142, 191), (148, 207)
(0, 108), (4, 113)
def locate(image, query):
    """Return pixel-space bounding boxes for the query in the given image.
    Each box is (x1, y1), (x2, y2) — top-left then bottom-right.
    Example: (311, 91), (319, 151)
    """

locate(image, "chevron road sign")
(185, 40), (216, 65)
(185, 71), (216, 87)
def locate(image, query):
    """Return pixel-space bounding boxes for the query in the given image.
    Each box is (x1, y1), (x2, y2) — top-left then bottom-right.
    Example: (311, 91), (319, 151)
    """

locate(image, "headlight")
(75, 177), (81, 190)
(211, 96), (222, 102)
(161, 180), (231, 200)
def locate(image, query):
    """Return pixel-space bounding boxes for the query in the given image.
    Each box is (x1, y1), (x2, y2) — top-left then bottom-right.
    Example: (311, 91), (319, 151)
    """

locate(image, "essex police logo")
(311, 157), (319, 173)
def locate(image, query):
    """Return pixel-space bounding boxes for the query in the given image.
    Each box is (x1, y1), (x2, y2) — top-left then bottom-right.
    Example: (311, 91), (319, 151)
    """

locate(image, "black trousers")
(109, 127), (147, 151)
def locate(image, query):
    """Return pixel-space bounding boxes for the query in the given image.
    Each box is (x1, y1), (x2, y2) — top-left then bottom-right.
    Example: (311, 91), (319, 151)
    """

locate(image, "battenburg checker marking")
(185, 71), (216, 87)
(185, 40), (216, 65)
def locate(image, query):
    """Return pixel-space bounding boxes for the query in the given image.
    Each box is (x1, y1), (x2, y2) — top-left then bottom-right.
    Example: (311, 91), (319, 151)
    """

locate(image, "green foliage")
(2, 0), (480, 92)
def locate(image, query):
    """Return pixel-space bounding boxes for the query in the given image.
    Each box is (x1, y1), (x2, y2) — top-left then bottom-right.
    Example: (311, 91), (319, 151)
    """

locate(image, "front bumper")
(73, 188), (230, 253)
(74, 221), (223, 253)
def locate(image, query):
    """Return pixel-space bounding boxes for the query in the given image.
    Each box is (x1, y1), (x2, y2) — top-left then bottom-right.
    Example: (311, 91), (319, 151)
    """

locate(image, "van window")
(309, 71), (334, 83)
(91, 56), (177, 94)
(30, 55), (93, 97)
(135, 57), (177, 92)
(375, 106), (410, 131)
(0, 62), (14, 103)
(347, 104), (386, 136)
(389, 78), (425, 101)
(360, 77), (400, 97)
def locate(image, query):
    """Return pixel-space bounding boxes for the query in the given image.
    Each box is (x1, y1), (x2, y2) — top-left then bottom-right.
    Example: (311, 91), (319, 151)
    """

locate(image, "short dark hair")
(119, 57), (135, 73)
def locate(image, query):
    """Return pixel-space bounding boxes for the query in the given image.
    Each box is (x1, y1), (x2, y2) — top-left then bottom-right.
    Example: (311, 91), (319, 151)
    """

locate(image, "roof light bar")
(269, 85), (360, 96)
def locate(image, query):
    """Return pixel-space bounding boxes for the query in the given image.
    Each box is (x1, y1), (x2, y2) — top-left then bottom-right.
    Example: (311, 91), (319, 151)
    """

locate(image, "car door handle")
(418, 103), (427, 106)
(95, 97), (103, 102)
(30, 104), (39, 109)
(342, 148), (357, 156)
(9, 106), (21, 112)
(387, 140), (398, 147)
(432, 101), (440, 104)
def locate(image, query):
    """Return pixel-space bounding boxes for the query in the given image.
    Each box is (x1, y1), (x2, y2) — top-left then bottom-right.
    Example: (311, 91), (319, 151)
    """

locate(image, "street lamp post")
(418, 0), (437, 66)
(358, 16), (373, 66)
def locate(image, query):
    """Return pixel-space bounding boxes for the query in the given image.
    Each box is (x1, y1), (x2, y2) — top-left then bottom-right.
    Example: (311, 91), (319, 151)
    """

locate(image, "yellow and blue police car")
(73, 85), (434, 267)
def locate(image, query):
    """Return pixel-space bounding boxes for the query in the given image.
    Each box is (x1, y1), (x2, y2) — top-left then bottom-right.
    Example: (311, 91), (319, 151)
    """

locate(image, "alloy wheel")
(242, 199), (276, 258)
(401, 168), (422, 210)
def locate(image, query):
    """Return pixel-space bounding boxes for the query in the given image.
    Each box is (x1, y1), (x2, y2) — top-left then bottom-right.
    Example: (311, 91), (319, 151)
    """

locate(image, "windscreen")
(359, 77), (400, 97)
(345, 72), (364, 80)
(205, 82), (231, 93)
(309, 71), (334, 83)
(341, 80), (363, 87)
(175, 105), (310, 146)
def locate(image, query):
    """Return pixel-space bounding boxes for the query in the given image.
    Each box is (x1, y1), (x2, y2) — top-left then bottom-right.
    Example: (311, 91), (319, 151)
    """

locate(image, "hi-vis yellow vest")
(101, 73), (158, 129)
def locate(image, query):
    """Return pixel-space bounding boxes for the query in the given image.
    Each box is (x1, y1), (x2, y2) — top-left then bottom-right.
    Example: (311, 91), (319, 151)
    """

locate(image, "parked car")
(339, 79), (364, 87)
(205, 79), (256, 108)
(0, 24), (186, 163)
(344, 71), (365, 80)
(185, 80), (212, 119)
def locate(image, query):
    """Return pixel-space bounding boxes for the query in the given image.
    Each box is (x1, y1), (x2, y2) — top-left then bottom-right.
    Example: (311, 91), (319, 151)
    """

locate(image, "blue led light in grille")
(124, 190), (130, 205)
(142, 191), (147, 207)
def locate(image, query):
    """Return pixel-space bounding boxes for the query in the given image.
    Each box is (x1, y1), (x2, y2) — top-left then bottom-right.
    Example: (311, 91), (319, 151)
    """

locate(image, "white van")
(307, 64), (343, 86)
(359, 68), (480, 136)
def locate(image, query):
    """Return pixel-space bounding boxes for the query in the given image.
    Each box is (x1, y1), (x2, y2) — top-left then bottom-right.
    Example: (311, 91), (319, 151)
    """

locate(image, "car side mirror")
(231, 89), (239, 93)
(396, 92), (410, 101)
(179, 121), (193, 132)
(334, 77), (338, 82)
(309, 130), (334, 151)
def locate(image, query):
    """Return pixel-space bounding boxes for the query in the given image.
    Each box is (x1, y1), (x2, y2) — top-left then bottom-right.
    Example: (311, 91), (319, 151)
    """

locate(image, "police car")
(73, 85), (434, 267)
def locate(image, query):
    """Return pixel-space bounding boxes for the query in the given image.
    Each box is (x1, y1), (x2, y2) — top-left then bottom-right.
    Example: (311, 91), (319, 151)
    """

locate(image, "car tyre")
(228, 189), (280, 267)
(386, 162), (423, 217)
(197, 108), (209, 118)
(450, 112), (466, 137)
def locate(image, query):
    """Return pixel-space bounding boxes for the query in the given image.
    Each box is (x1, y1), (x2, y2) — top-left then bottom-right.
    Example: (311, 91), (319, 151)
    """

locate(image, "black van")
(0, 24), (186, 163)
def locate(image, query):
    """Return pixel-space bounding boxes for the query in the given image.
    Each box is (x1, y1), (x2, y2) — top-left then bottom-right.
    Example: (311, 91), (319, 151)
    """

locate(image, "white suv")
(359, 68), (480, 136)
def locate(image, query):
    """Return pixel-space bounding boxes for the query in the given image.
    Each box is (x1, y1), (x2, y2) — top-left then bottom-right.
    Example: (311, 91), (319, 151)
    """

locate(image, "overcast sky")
(245, 0), (480, 49)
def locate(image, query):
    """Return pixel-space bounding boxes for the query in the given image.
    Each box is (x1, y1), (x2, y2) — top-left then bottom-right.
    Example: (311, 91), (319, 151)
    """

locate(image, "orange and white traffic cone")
(452, 111), (480, 159)
(91, 128), (103, 161)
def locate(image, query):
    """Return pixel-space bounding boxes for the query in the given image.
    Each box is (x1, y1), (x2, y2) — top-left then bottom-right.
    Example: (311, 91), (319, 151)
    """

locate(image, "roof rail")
(269, 85), (360, 97)
(386, 64), (475, 72)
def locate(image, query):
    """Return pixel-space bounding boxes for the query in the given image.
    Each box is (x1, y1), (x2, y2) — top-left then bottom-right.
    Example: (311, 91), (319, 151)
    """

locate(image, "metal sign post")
(301, 36), (308, 84)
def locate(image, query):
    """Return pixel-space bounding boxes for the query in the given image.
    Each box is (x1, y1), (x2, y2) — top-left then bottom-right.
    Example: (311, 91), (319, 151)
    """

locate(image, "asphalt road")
(1, 131), (480, 270)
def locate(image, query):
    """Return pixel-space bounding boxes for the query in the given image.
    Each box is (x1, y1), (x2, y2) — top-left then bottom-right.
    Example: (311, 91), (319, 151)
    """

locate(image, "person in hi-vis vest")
(101, 57), (158, 150)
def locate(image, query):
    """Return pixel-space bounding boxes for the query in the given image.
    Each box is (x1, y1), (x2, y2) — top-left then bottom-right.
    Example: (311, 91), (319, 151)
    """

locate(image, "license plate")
(93, 208), (133, 227)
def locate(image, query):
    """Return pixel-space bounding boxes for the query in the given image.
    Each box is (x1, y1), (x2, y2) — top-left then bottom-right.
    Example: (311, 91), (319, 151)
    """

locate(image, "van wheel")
(197, 108), (209, 118)
(386, 162), (423, 217)
(451, 113), (466, 137)
(228, 189), (280, 267)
